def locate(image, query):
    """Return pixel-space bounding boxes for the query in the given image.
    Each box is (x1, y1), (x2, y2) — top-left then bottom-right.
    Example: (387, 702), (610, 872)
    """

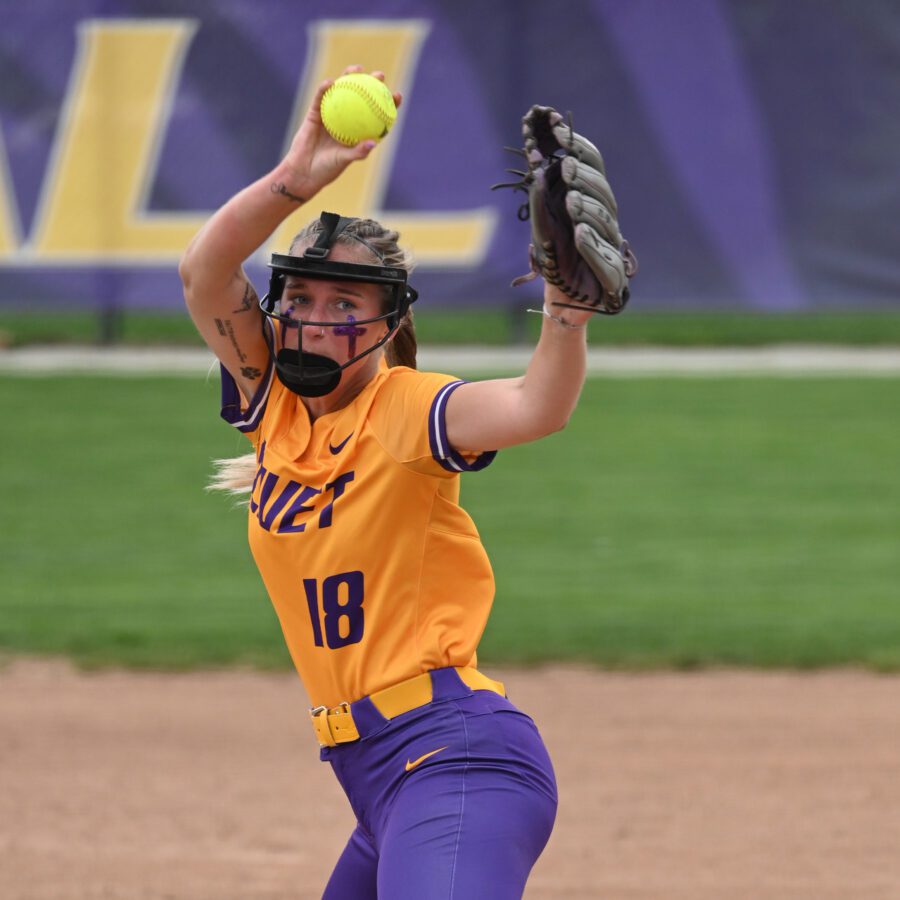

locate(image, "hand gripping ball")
(320, 74), (398, 147)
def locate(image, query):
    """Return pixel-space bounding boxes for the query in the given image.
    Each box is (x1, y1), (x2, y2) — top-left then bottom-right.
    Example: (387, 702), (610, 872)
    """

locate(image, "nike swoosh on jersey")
(405, 746), (448, 772)
(328, 432), (354, 455)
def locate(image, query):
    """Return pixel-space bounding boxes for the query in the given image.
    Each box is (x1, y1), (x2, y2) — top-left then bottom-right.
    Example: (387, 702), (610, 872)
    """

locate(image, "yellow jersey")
(220, 341), (497, 708)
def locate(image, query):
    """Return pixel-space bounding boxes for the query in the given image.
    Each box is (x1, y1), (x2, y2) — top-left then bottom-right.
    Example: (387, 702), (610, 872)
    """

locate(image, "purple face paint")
(333, 315), (367, 357)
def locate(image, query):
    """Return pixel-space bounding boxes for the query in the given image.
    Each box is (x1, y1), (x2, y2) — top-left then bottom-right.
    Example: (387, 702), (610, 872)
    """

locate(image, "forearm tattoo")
(270, 182), (305, 204)
(232, 280), (258, 314)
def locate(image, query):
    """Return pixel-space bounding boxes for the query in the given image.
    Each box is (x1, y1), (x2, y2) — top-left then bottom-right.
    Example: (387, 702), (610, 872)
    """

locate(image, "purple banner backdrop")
(0, 0), (898, 312)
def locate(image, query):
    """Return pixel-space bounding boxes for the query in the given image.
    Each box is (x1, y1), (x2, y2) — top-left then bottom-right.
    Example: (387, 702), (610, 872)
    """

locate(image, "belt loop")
(348, 695), (390, 740)
(429, 666), (474, 703)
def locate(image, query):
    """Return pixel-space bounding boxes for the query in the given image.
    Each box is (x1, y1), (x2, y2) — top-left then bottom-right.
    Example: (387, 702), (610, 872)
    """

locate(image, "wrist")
(269, 161), (311, 206)
(526, 303), (587, 331)
(543, 284), (593, 329)
(544, 303), (585, 330)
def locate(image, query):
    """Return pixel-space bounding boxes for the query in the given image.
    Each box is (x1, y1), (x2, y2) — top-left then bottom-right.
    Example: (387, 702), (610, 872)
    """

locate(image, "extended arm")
(446, 105), (636, 452)
(444, 284), (590, 451)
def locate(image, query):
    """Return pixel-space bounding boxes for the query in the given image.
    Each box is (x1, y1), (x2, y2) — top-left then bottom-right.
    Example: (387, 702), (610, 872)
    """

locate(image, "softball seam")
(322, 80), (395, 145)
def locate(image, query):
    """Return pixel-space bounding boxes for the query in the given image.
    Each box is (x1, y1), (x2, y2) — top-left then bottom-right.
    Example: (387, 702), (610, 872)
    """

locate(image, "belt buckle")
(310, 702), (355, 748)
(310, 704), (335, 747)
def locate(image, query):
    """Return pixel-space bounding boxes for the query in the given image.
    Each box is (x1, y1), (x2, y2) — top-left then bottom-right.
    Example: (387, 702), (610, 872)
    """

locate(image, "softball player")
(180, 67), (597, 899)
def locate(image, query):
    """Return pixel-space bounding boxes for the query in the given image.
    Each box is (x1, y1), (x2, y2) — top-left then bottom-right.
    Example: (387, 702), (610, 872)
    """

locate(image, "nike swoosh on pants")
(405, 746), (448, 772)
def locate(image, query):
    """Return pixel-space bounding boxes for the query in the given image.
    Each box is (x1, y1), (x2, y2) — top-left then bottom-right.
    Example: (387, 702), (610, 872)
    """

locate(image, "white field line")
(2, 345), (900, 376)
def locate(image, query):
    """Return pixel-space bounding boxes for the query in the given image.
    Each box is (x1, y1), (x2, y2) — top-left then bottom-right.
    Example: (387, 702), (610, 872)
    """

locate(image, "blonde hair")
(210, 216), (416, 496)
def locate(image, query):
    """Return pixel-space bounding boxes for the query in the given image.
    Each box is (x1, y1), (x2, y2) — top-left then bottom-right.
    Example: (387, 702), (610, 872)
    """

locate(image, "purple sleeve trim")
(427, 380), (498, 473)
(219, 318), (276, 434)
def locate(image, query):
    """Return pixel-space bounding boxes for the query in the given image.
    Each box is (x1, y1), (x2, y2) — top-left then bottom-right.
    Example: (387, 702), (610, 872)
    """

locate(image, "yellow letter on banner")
(0, 136), (20, 258)
(267, 20), (497, 267)
(29, 20), (208, 261)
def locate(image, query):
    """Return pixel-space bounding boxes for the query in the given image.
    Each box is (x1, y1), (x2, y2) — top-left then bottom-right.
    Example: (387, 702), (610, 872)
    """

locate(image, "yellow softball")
(320, 73), (398, 147)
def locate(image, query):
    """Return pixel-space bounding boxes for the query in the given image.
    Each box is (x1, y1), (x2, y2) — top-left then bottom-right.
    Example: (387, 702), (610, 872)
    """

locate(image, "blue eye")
(280, 295), (308, 316)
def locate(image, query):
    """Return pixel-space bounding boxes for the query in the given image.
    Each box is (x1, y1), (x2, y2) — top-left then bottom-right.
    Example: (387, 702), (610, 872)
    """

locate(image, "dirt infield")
(1, 661), (898, 899)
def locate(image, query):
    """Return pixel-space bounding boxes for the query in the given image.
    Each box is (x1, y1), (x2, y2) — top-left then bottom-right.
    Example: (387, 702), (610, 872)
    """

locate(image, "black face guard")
(258, 212), (417, 397)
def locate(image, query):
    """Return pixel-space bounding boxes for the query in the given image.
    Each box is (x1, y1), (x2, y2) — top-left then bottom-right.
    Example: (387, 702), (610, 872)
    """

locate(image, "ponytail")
(385, 310), (417, 369)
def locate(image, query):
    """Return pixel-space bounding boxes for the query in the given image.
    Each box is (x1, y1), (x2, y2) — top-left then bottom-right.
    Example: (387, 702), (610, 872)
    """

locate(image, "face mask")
(273, 313), (392, 397)
(258, 212), (417, 398)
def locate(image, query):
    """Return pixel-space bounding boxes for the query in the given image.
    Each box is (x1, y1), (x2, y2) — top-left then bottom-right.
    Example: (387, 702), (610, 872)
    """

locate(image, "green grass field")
(2, 374), (899, 671)
(3, 308), (900, 347)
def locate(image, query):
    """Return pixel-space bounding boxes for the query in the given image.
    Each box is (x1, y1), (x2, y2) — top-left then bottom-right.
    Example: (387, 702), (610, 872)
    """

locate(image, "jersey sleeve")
(372, 369), (497, 476)
(219, 316), (277, 443)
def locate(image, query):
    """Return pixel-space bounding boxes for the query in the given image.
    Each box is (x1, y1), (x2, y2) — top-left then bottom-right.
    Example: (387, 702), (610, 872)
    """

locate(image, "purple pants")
(320, 667), (558, 899)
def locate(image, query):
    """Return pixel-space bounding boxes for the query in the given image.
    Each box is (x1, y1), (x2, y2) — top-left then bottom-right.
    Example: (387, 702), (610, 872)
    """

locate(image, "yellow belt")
(310, 667), (506, 748)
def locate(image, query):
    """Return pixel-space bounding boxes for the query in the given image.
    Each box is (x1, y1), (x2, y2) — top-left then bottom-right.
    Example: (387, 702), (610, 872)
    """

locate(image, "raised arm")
(446, 104), (636, 452)
(178, 67), (398, 402)
(444, 285), (591, 451)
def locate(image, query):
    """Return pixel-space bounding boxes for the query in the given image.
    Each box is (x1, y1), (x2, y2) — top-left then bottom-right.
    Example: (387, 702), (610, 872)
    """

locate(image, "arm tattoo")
(270, 182), (305, 204)
(232, 281), (258, 314)
(213, 318), (247, 363)
(241, 366), (262, 380)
